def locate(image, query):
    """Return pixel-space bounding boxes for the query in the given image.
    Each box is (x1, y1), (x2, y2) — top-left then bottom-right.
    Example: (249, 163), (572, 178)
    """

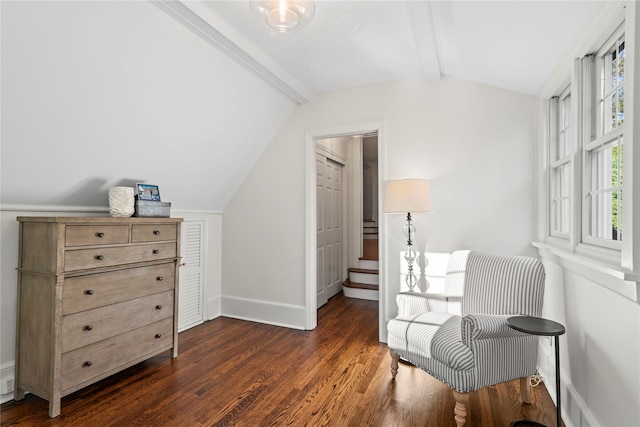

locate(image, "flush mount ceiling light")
(251, 0), (316, 33)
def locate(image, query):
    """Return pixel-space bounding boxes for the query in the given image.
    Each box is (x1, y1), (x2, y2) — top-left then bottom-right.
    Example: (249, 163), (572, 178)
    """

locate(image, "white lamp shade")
(383, 179), (433, 214)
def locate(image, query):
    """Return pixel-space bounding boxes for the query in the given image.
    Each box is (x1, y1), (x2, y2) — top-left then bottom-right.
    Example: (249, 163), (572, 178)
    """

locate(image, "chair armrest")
(396, 292), (461, 316)
(461, 314), (529, 345)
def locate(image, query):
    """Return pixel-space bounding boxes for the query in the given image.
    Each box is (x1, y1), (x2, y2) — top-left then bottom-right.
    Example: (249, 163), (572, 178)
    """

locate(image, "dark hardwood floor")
(1, 293), (560, 426)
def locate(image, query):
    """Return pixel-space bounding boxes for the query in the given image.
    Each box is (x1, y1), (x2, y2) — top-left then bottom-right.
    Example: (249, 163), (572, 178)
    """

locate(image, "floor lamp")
(383, 179), (434, 292)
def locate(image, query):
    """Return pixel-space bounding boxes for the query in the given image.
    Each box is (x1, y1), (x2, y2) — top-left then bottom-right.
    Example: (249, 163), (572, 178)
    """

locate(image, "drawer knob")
(95, 255), (104, 261)
(155, 334), (162, 339)
(153, 230), (160, 235)
(83, 361), (93, 367)
(156, 276), (163, 281)
(155, 305), (162, 310)
(152, 249), (160, 254)
(84, 325), (93, 331)
(96, 232), (105, 238)
(85, 289), (94, 295)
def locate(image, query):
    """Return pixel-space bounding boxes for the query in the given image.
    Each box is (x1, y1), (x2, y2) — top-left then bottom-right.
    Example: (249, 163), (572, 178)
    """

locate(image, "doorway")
(305, 122), (386, 341)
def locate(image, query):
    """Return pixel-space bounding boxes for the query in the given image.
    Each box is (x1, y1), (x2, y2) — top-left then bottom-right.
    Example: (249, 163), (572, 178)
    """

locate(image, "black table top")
(507, 316), (565, 337)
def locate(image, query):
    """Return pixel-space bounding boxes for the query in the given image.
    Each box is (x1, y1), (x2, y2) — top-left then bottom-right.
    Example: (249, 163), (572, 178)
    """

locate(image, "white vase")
(108, 186), (135, 217)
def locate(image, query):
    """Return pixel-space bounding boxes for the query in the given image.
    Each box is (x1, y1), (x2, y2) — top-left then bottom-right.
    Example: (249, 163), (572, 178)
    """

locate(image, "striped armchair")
(387, 251), (545, 427)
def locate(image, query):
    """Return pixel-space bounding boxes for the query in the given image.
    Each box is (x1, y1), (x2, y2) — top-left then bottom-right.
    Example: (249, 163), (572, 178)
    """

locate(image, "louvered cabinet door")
(178, 220), (205, 331)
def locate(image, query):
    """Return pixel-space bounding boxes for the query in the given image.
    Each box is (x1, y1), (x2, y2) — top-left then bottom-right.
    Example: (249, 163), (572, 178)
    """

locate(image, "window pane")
(617, 86), (624, 126)
(551, 163), (570, 234)
(618, 41), (625, 85)
(559, 94), (571, 158)
(619, 138), (624, 186)
(611, 47), (618, 89)
(587, 136), (623, 242)
(591, 146), (602, 190)
(612, 191), (621, 240)
(561, 198), (570, 233)
(599, 36), (624, 136)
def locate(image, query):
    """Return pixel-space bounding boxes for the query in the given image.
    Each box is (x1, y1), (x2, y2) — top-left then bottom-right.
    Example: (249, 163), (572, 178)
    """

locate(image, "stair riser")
(349, 272), (378, 285)
(343, 287), (378, 301)
(357, 260), (379, 270)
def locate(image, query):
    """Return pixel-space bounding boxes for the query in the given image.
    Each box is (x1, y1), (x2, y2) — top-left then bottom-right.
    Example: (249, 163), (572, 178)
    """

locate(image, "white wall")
(535, 247), (640, 427)
(221, 76), (536, 328)
(0, 1), (295, 211)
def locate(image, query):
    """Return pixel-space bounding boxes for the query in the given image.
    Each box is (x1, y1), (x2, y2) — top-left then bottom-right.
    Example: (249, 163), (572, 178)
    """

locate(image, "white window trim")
(535, 1), (639, 303)
(549, 87), (572, 240)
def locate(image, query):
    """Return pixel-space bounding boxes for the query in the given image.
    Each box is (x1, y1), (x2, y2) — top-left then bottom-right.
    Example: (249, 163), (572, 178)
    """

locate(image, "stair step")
(343, 279), (378, 291)
(348, 268), (378, 274)
(348, 268), (379, 286)
(342, 279), (379, 301)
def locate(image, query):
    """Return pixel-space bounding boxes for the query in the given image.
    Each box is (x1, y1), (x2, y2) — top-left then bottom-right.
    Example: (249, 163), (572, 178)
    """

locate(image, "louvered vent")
(183, 222), (202, 268)
(179, 220), (205, 332)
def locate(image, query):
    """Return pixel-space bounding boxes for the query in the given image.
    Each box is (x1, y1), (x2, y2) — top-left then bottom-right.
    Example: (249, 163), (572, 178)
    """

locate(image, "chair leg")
(453, 391), (469, 427)
(520, 376), (531, 404)
(390, 350), (400, 379)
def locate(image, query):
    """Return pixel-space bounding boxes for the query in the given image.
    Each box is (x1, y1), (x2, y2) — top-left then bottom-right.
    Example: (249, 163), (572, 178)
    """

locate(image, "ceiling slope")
(178, 0), (599, 99)
(1, 1), (296, 211)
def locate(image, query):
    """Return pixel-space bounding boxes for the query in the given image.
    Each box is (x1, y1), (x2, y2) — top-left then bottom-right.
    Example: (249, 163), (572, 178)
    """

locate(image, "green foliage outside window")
(612, 145), (622, 239)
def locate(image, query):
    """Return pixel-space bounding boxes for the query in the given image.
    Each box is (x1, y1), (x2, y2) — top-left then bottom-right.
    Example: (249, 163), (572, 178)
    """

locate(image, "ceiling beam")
(404, 0), (442, 81)
(154, 0), (314, 104)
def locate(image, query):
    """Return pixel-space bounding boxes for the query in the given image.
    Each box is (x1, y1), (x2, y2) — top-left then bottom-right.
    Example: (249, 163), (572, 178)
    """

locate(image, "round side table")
(507, 316), (566, 427)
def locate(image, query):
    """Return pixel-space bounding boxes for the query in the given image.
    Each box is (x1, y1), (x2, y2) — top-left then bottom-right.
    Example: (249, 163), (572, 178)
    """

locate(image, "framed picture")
(136, 183), (161, 201)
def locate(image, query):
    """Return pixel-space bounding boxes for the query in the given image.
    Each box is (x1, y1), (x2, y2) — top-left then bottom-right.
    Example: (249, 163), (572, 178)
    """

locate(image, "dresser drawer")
(62, 263), (175, 315)
(61, 317), (173, 392)
(131, 224), (177, 243)
(64, 242), (177, 271)
(61, 290), (173, 353)
(65, 225), (129, 247)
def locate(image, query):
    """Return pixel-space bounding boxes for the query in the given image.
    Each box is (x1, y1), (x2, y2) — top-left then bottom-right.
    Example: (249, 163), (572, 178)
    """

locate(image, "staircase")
(343, 222), (379, 301)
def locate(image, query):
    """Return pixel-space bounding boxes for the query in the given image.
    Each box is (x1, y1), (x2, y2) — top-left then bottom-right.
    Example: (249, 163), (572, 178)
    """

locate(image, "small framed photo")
(136, 183), (161, 201)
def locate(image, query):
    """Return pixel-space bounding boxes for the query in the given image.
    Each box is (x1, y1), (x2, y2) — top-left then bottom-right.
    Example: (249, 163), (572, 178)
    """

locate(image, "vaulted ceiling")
(162, 0), (599, 103)
(1, 1), (601, 212)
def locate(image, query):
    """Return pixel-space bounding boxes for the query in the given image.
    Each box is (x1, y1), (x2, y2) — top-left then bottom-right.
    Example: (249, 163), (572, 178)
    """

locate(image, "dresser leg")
(49, 397), (61, 418)
(14, 386), (25, 401)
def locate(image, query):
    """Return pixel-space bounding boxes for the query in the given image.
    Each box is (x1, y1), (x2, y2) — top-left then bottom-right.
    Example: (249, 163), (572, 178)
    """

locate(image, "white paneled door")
(178, 219), (205, 331)
(316, 153), (344, 308)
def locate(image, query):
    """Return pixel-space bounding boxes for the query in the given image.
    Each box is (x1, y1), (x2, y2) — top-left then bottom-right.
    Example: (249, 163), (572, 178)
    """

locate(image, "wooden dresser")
(14, 216), (183, 417)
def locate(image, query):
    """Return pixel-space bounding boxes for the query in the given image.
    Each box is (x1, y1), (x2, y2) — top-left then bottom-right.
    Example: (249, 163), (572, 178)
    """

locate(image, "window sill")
(532, 241), (640, 304)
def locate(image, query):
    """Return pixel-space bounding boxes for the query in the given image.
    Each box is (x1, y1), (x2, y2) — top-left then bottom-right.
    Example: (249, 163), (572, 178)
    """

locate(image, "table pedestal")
(507, 316), (565, 427)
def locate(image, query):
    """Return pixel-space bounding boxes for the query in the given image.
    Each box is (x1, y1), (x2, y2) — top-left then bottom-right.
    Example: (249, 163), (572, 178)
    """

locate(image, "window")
(550, 87), (572, 237)
(538, 4), (637, 299)
(583, 31), (624, 248)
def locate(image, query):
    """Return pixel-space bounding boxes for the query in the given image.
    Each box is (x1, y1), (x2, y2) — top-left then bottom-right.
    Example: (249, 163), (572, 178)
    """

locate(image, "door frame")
(304, 121), (387, 341)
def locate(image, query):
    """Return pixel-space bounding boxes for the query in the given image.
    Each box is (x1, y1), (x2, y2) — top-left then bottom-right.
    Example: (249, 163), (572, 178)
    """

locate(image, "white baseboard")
(221, 296), (306, 330)
(1, 362), (15, 404)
